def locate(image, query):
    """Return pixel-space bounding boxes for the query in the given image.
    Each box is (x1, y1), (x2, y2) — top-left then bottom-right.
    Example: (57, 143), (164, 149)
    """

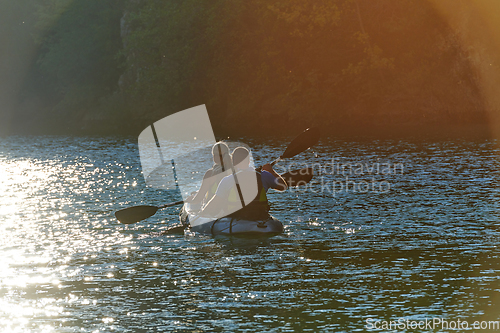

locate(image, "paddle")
(115, 127), (319, 225)
(281, 167), (314, 187)
(114, 167), (313, 225)
(270, 127), (320, 166)
(115, 200), (184, 224)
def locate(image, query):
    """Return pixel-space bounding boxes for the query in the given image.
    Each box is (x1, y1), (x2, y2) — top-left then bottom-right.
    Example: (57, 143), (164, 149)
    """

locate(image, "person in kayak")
(200, 146), (287, 220)
(185, 142), (232, 208)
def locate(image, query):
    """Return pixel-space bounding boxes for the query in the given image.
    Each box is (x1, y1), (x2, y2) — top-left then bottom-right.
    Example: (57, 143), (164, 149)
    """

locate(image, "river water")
(0, 136), (498, 332)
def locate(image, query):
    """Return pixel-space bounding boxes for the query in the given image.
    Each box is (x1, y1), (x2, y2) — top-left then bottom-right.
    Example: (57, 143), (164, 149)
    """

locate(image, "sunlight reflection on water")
(0, 136), (498, 332)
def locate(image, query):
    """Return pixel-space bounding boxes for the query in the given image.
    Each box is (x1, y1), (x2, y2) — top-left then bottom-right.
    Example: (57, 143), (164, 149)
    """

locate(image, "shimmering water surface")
(0, 136), (498, 332)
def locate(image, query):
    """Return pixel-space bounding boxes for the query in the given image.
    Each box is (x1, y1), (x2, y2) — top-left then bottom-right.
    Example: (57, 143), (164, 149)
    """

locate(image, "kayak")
(179, 203), (284, 237)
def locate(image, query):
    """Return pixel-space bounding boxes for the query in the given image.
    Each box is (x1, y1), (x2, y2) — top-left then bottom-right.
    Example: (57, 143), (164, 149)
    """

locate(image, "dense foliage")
(4, 0), (496, 136)
(12, 0), (124, 133)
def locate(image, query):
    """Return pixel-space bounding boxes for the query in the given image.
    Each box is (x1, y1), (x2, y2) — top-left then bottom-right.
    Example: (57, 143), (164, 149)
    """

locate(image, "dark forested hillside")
(12, 0), (125, 134)
(2, 0), (500, 137)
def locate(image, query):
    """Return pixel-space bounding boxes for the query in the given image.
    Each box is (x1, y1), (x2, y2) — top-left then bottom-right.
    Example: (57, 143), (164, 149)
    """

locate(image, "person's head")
(212, 142), (230, 166)
(232, 147), (250, 169)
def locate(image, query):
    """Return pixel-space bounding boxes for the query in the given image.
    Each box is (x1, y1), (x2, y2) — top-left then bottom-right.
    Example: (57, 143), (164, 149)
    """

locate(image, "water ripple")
(0, 136), (498, 332)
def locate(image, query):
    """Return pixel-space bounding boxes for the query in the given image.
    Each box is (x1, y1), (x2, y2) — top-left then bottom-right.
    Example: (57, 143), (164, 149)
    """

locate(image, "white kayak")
(179, 203), (284, 237)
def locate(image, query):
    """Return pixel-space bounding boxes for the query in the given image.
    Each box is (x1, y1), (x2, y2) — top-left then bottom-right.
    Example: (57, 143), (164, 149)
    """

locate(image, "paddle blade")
(281, 167), (314, 187)
(281, 127), (320, 159)
(115, 205), (159, 224)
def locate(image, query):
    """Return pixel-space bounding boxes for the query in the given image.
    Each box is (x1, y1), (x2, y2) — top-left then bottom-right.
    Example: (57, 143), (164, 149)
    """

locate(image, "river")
(0, 136), (498, 332)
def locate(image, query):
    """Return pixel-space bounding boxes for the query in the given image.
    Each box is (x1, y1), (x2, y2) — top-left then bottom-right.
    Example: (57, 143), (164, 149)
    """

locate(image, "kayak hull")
(179, 204), (283, 237)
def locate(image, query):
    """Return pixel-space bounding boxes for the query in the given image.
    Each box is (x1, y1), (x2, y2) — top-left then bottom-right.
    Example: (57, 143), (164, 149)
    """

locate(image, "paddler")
(200, 146), (287, 220)
(185, 142), (232, 208)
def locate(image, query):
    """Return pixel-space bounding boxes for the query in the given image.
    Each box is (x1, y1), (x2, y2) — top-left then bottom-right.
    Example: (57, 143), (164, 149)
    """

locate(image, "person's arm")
(199, 193), (224, 217)
(261, 164), (287, 191)
(199, 175), (231, 217)
(186, 170), (213, 204)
